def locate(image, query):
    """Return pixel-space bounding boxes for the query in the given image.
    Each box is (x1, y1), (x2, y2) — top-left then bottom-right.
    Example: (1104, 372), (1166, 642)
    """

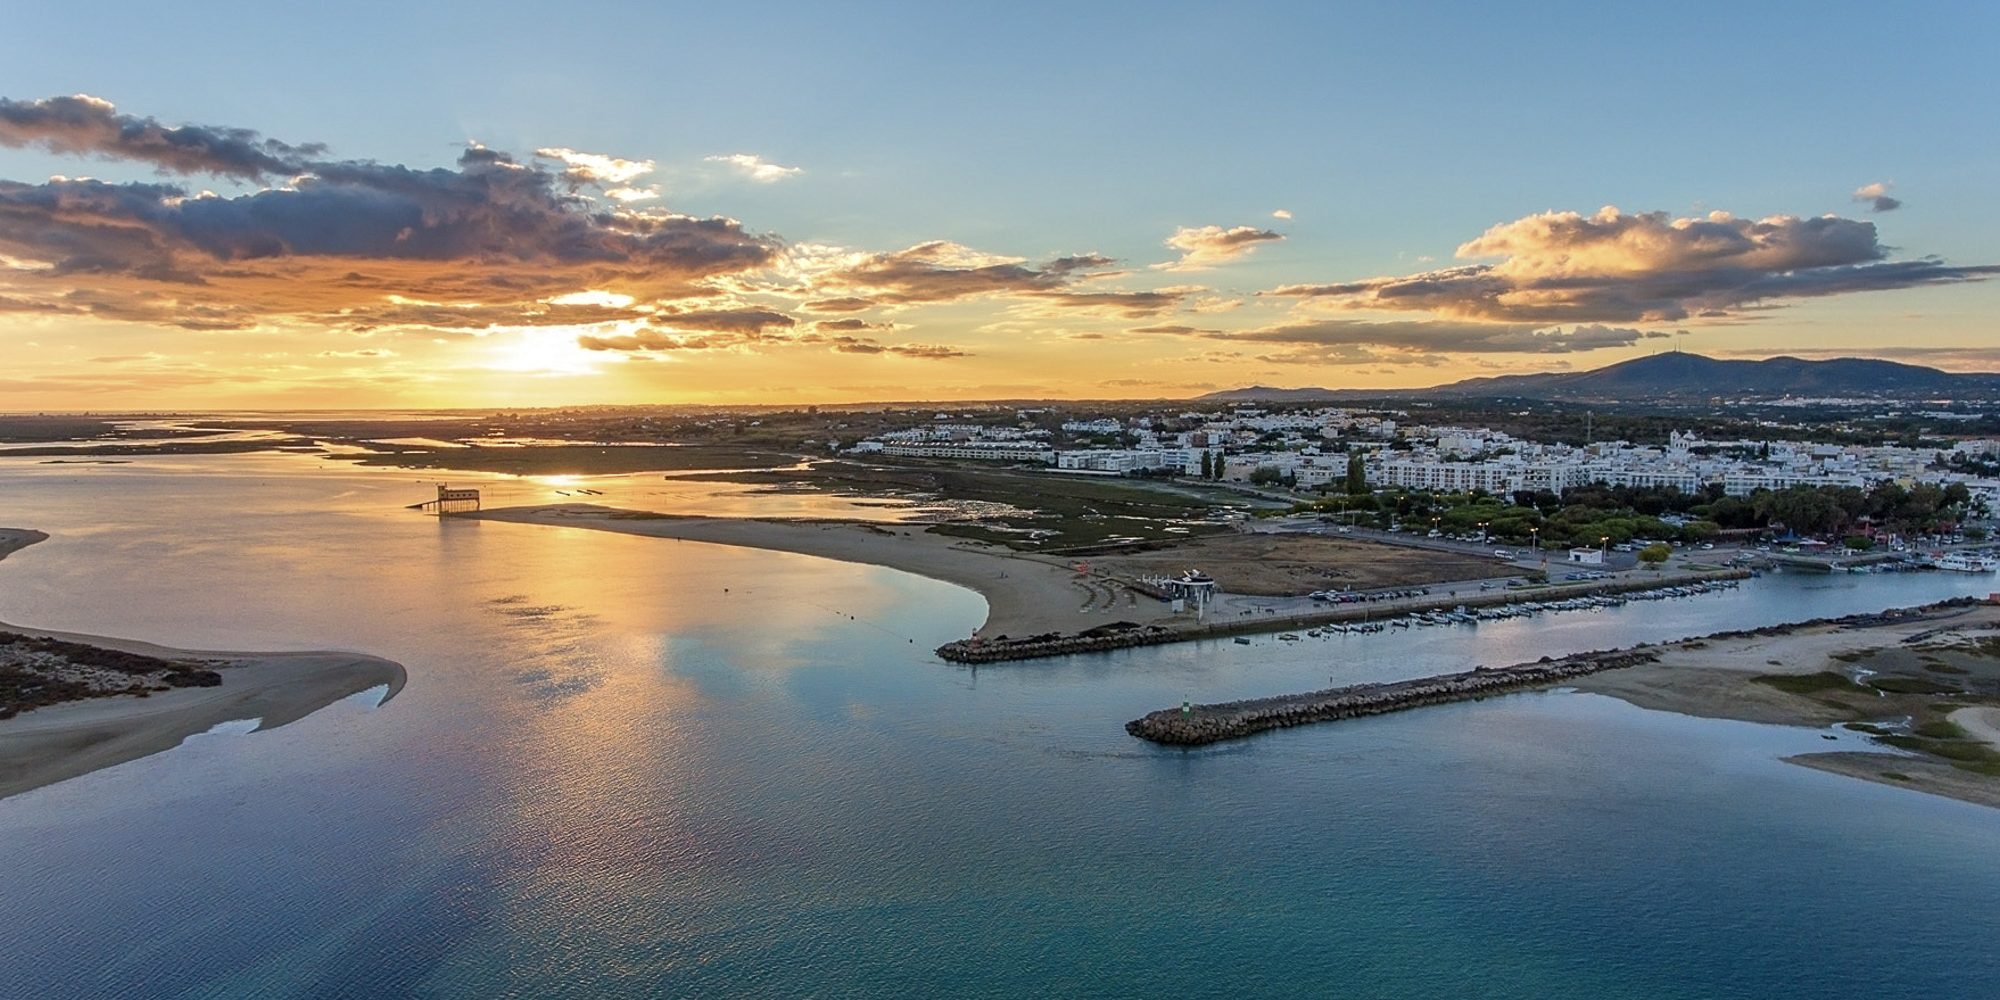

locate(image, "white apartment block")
(881, 442), (1054, 463)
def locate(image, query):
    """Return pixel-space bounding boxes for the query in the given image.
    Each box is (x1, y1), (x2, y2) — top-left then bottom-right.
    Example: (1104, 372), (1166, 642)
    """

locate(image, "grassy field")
(1085, 533), (1507, 595)
(680, 460), (1265, 549)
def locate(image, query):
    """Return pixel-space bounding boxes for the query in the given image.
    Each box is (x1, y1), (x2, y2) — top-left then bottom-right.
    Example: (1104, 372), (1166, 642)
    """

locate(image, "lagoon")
(1, 454), (1997, 999)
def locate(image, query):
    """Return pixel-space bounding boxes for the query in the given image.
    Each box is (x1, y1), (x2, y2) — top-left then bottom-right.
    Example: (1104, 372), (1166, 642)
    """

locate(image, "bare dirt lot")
(1088, 533), (1509, 596)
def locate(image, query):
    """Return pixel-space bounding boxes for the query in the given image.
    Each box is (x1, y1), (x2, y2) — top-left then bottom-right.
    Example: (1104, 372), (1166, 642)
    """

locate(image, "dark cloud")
(1029, 289), (1183, 318)
(801, 296), (877, 313)
(1852, 182), (1901, 213)
(819, 241), (1093, 303)
(576, 330), (741, 352)
(848, 342), (964, 362)
(0, 132), (779, 331)
(650, 307), (795, 333)
(810, 241), (1179, 315)
(0, 95), (322, 180)
(1268, 206), (1993, 323)
(1126, 323), (1220, 335)
(815, 317), (892, 332)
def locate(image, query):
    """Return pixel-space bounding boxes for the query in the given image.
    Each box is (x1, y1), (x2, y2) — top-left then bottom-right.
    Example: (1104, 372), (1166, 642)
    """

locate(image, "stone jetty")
(1124, 595), (1989, 747)
(1125, 648), (1662, 746)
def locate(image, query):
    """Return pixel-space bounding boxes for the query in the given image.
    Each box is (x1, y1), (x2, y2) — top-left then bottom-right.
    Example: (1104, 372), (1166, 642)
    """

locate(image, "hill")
(1198, 353), (2000, 403)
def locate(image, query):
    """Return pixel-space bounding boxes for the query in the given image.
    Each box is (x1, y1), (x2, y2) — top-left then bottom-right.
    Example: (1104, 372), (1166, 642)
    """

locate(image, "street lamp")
(1478, 521), (1490, 544)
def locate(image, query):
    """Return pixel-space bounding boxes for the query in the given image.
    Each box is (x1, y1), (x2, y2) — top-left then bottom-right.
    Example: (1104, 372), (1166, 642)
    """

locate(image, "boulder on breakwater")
(1124, 649), (1661, 746)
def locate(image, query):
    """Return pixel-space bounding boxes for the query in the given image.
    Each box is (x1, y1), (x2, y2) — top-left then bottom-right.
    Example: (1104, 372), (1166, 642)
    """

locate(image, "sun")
(487, 327), (610, 376)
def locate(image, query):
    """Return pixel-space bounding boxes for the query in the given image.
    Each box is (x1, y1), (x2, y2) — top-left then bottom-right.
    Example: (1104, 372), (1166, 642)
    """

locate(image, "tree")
(1199, 451), (1214, 479)
(1345, 453), (1368, 495)
(1249, 466), (1284, 486)
(1637, 543), (1671, 566)
(1842, 535), (1874, 551)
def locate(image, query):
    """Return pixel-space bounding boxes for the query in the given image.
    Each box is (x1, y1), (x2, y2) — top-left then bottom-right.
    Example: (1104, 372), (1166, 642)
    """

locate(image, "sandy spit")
(471, 503), (1161, 638)
(1, 528), (408, 799)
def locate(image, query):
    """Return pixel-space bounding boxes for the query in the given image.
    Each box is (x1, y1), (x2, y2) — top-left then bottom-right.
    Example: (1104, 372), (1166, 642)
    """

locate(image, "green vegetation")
(1752, 672), (1865, 694)
(1289, 475), (1981, 548)
(1637, 542), (1671, 566)
(1879, 734), (2000, 776)
(1867, 676), (1961, 695)
(1915, 719), (1970, 740)
(0, 631), (222, 719)
(683, 461), (1252, 551)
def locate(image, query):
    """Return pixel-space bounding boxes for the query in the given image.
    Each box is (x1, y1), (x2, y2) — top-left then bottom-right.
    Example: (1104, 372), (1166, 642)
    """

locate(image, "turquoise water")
(2, 455), (1998, 999)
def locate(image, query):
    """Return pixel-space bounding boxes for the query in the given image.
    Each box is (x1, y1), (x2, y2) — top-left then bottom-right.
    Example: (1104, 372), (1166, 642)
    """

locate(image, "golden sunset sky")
(3, 5), (1996, 408)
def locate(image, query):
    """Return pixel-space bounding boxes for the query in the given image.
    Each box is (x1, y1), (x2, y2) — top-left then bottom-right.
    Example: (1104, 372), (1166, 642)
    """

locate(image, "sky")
(2, 1), (1996, 408)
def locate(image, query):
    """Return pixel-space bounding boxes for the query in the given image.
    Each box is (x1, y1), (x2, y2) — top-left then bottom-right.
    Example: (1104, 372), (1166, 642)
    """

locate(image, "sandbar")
(1572, 603), (2000, 809)
(473, 503), (1166, 638)
(0, 529), (407, 799)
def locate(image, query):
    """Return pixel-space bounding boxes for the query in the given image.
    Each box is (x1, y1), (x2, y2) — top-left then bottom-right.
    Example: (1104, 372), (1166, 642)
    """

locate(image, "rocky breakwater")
(939, 621), (1178, 663)
(1125, 648), (1661, 747)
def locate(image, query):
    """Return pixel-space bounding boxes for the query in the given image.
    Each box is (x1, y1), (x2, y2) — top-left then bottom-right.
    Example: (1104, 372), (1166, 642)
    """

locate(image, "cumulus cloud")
(0, 115), (779, 331)
(706, 153), (802, 182)
(0, 100), (1190, 364)
(803, 241), (1178, 316)
(1852, 181), (1901, 213)
(1271, 209), (1292, 220)
(1270, 205), (1995, 323)
(1155, 224), (1283, 271)
(0, 94), (323, 180)
(534, 147), (655, 187)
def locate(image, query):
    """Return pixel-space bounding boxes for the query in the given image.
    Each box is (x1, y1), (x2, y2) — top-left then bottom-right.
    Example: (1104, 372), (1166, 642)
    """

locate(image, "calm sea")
(1, 454), (1997, 999)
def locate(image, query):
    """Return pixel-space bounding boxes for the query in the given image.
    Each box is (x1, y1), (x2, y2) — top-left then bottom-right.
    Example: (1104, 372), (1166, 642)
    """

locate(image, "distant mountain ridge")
(1198, 353), (2000, 403)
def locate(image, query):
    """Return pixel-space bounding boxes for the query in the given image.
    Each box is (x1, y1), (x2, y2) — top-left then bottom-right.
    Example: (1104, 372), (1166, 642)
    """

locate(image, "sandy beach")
(474, 503), (1172, 638)
(1, 529), (408, 799)
(1573, 603), (2000, 808)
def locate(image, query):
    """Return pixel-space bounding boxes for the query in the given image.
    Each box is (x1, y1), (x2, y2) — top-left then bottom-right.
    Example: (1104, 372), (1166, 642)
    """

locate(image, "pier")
(409, 484), (482, 515)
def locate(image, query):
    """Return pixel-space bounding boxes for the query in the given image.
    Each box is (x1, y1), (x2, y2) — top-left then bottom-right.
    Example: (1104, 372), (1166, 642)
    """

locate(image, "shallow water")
(1, 454), (1997, 999)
